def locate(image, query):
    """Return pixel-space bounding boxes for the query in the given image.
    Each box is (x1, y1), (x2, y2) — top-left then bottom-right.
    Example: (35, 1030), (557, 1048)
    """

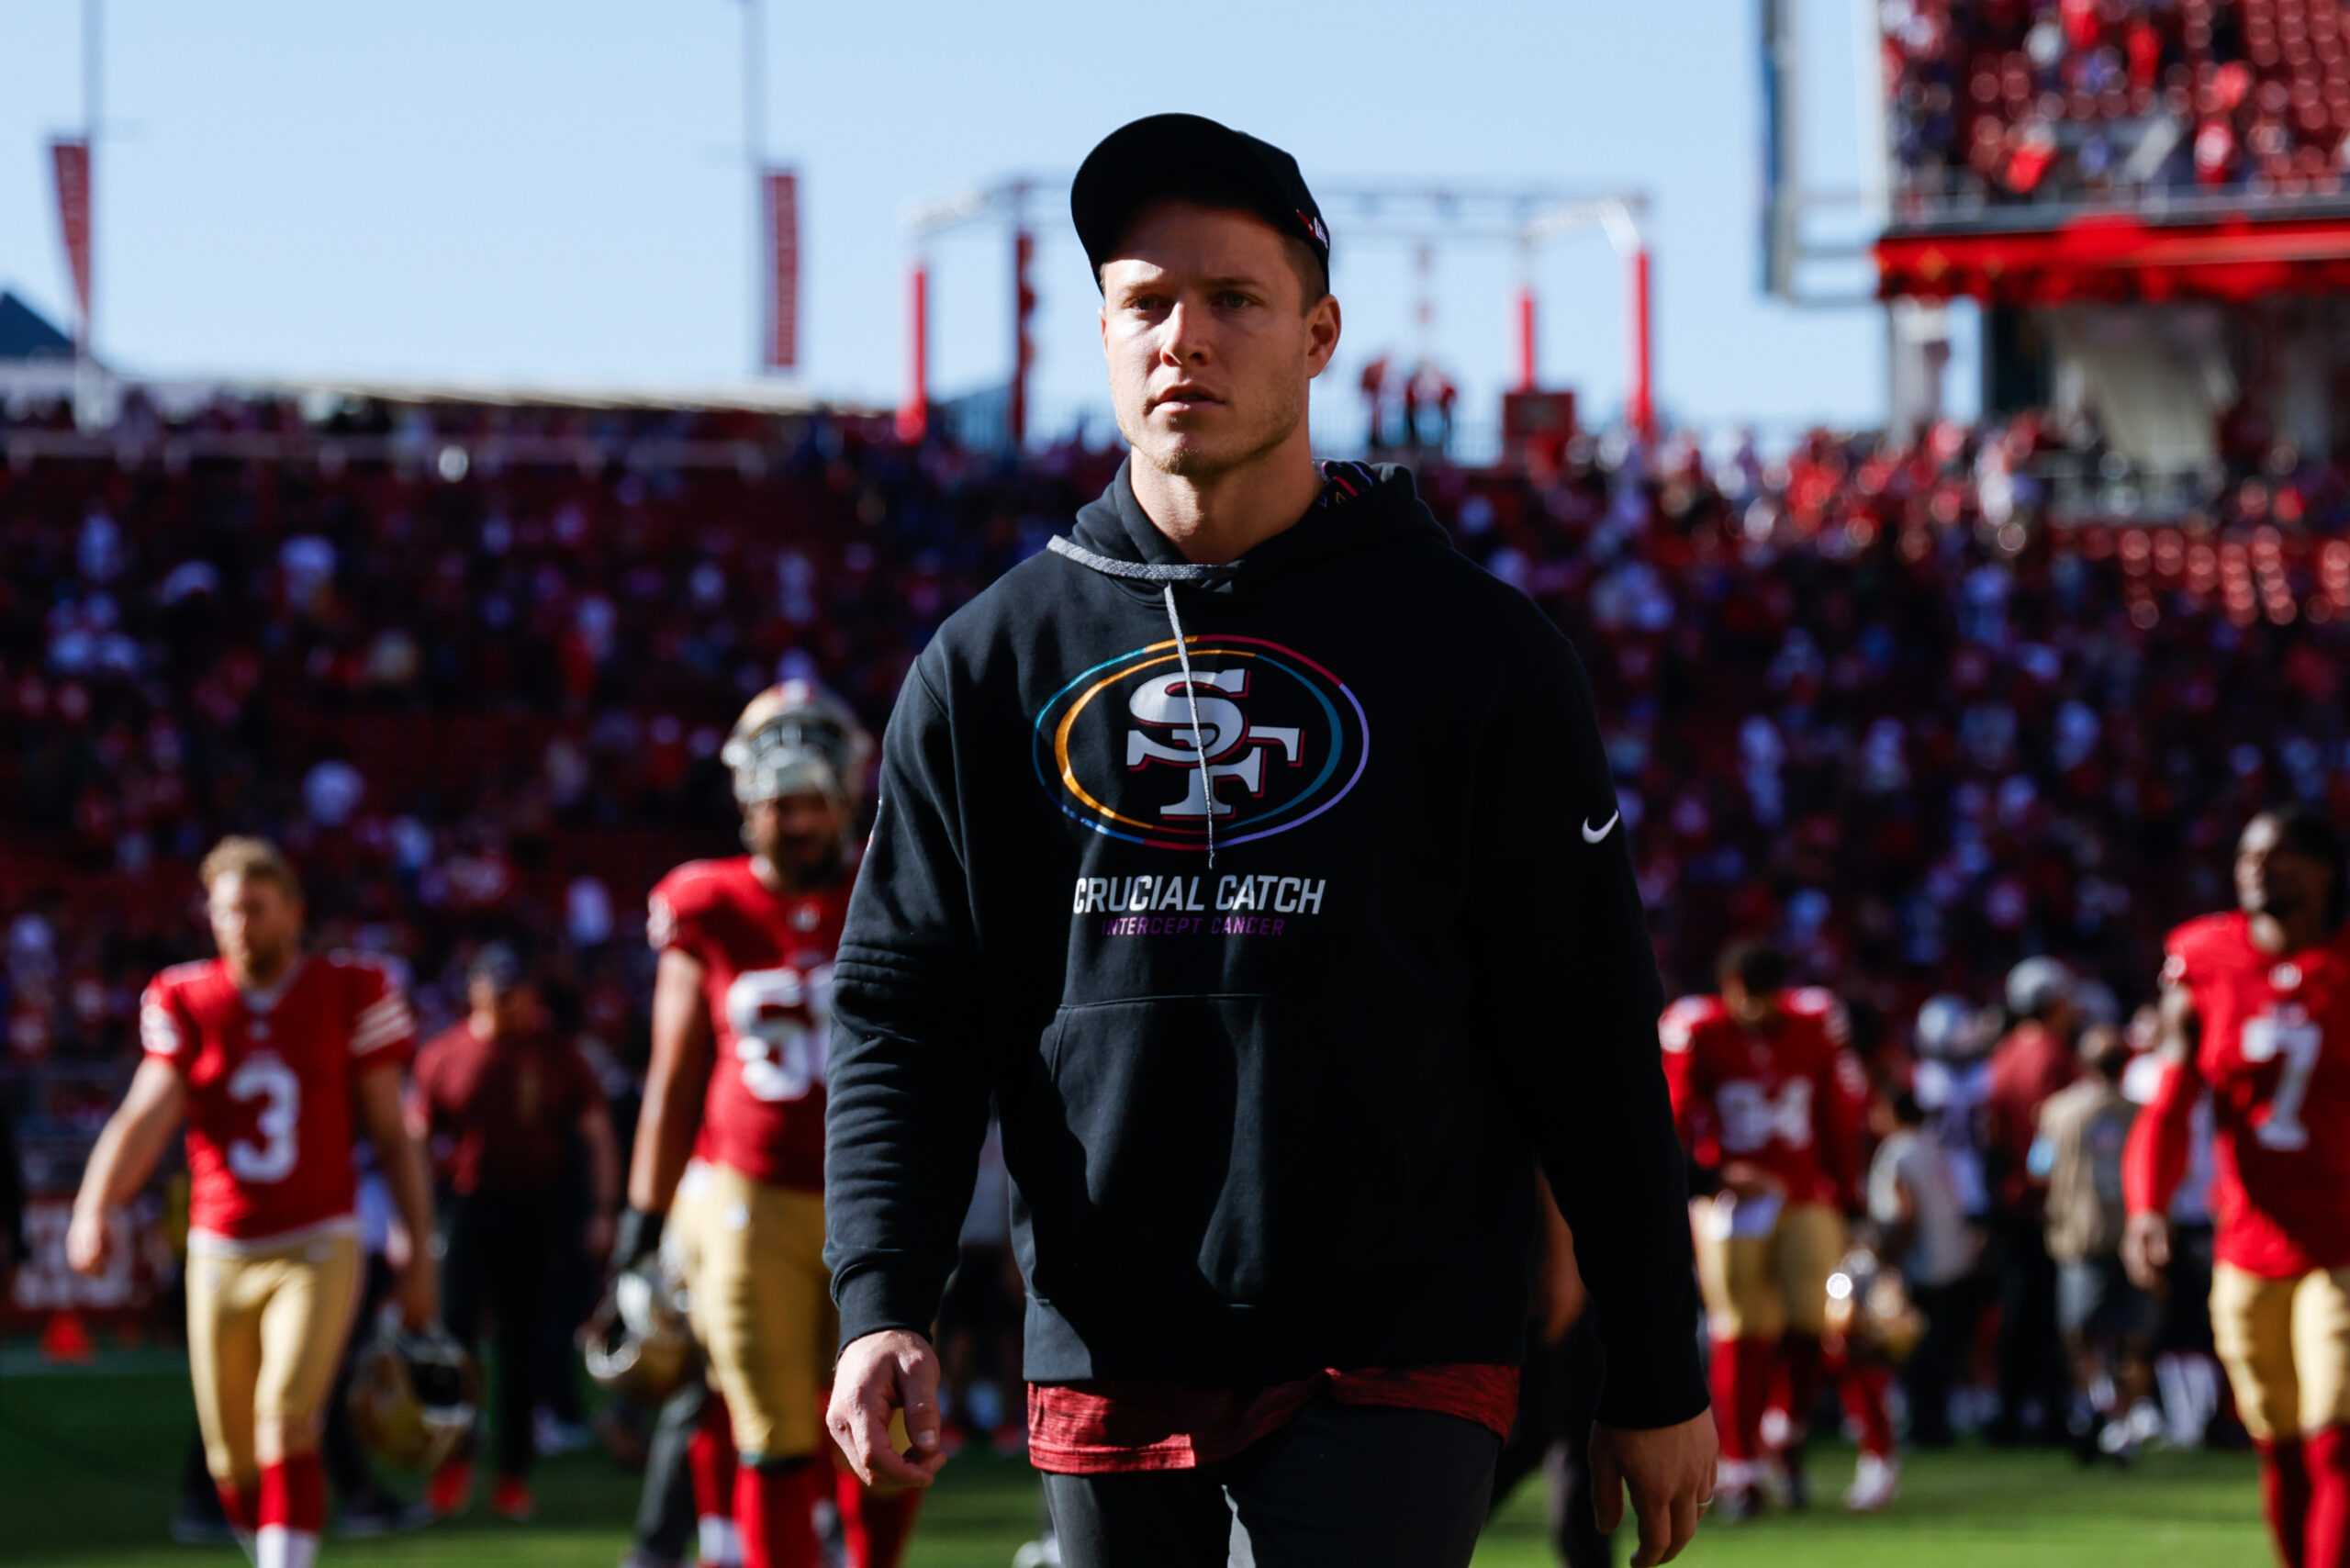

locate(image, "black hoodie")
(824, 460), (1707, 1429)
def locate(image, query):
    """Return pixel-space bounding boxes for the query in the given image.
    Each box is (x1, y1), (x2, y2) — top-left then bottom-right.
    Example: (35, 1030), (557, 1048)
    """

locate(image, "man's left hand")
(1591, 1411), (1717, 1567)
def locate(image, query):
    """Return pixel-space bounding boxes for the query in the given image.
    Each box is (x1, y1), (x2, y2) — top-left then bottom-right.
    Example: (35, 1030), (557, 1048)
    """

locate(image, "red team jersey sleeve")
(1791, 988), (1867, 1208)
(1659, 995), (1719, 1165)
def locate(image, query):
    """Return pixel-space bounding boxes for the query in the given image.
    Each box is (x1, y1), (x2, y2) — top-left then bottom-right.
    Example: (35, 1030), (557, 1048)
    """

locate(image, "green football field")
(0, 1354), (2275, 1567)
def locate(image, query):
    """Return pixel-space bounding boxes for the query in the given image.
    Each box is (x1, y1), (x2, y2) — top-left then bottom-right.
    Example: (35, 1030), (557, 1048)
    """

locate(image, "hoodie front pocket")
(1018, 992), (1425, 1324)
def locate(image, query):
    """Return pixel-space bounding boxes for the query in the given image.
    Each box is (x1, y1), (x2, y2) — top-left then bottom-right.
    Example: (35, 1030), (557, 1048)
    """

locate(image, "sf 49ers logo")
(1034, 636), (1369, 852)
(1125, 669), (1302, 819)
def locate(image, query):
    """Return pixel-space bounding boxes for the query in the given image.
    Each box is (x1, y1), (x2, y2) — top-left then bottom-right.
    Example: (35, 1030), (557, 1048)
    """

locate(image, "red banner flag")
(50, 139), (93, 334)
(763, 168), (799, 371)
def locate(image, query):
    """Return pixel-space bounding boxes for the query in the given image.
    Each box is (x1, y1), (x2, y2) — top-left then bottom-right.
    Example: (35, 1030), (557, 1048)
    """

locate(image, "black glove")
(612, 1205), (664, 1271)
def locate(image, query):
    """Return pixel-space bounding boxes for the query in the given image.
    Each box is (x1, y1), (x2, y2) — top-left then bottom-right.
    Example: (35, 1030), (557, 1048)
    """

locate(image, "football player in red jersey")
(66, 837), (439, 1568)
(613, 681), (919, 1568)
(1661, 942), (1865, 1519)
(2126, 807), (2350, 1568)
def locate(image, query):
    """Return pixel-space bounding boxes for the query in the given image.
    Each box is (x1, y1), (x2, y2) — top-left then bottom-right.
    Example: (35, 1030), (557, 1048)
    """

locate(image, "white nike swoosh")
(1581, 812), (1619, 844)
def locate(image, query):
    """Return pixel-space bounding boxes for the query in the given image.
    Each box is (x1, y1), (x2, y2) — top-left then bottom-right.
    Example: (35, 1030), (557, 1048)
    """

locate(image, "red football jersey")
(140, 953), (415, 1245)
(1661, 989), (1863, 1208)
(647, 857), (848, 1193)
(2165, 912), (2350, 1276)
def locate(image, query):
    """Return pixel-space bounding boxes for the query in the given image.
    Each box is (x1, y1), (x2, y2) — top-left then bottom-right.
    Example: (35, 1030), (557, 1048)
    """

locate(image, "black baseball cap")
(1071, 114), (1330, 291)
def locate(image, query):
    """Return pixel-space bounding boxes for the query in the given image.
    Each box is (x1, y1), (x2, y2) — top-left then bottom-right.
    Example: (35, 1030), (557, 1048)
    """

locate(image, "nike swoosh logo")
(1581, 812), (1620, 844)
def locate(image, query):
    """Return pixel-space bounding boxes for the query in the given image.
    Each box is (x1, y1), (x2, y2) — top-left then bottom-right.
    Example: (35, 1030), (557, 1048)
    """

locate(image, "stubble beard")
(1126, 380), (1307, 485)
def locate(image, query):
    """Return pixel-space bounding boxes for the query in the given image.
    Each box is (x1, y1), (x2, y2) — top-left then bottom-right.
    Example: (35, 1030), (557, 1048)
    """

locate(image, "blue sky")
(2, 0), (1953, 445)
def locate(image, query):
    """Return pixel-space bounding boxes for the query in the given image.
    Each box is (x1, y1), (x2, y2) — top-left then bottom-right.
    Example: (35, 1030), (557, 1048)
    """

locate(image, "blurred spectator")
(408, 944), (618, 1522)
(2033, 1024), (2158, 1460)
(1987, 958), (2085, 1443)
(1867, 1086), (1980, 1449)
(1885, 0), (2350, 214)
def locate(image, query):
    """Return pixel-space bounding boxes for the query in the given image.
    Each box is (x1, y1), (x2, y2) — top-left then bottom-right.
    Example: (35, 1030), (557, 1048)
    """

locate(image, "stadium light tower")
(1315, 184), (1655, 437)
(901, 176), (1656, 447)
(899, 178), (1053, 446)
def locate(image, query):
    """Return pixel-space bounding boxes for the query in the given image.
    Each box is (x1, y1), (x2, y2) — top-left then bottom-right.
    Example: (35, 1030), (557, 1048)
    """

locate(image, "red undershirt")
(1027, 1365), (1521, 1474)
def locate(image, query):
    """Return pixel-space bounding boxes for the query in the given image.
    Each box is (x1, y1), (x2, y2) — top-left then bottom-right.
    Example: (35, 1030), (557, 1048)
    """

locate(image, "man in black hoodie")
(823, 114), (1714, 1568)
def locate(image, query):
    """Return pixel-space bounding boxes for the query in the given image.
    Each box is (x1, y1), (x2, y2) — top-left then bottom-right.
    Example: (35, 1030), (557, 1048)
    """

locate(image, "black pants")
(632, 1375), (711, 1561)
(443, 1190), (560, 1479)
(1991, 1211), (2067, 1441)
(1044, 1399), (1498, 1568)
(1902, 1271), (1979, 1449)
(1489, 1312), (1612, 1568)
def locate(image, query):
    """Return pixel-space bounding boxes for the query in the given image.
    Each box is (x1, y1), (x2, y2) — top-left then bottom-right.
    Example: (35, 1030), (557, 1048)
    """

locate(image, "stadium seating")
(1885, 0), (2350, 213)
(3, 389), (2347, 1074)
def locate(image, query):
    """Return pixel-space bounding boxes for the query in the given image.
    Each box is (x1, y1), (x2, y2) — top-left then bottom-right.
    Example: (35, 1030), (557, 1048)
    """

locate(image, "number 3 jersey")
(2165, 911), (2350, 1276)
(1660, 989), (1864, 1209)
(140, 954), (416, 1247)
(647, 857), (848, 1194)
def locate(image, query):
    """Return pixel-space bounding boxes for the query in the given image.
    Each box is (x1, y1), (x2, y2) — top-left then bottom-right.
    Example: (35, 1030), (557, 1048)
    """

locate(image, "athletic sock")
(215, 1479), (259, 1535)
(255, 1453), (323, 1568)
(2263, 1436), (2313, 1568)
(692, 1411), (744, 1561)
(1709, 1337), (1772, 1465)
(2304, 1426), (2350, 1568)
(733, 1460), (821, 1568)
(835, 1466), (923, 1568)
(1840, 1362), (1899, 1458)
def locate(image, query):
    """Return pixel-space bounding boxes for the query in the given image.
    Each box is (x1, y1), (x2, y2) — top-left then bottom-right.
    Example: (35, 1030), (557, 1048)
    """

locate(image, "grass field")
(0, 1353), (2274, 1567)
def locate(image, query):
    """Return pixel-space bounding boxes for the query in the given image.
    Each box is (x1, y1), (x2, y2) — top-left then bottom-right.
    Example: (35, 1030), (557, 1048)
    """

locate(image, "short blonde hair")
(198, 835), (302, 902)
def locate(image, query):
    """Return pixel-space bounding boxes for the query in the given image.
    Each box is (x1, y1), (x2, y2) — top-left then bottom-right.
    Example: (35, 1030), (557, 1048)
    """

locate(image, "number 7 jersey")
(140, 953), (416, 1247)
(2166, 911), (2350, 1277)
(647, 857), (847, 1193)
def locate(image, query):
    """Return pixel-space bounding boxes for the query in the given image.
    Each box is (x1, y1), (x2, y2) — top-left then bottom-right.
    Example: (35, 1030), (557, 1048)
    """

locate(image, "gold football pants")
(1692, 1198), (1846, 1340)
(2211, 1261), (2350, 1442)
(185, 1226), (362, 1484)
(671, 1161), (832, 1462)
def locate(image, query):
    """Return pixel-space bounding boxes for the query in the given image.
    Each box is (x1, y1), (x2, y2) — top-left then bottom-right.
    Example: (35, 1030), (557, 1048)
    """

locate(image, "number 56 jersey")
(647, 857), (847, 1194)
(2167, 911), (2350, 1277)
(141, 954), (416, 1247)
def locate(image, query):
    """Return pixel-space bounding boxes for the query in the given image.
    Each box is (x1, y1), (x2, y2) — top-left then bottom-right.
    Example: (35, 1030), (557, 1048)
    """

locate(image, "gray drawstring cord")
(1160, 583), (1215, 868)
(1046, 536), (1237, 866)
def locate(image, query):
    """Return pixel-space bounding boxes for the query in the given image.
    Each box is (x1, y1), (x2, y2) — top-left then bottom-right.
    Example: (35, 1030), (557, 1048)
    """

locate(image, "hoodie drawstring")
(1046, 534), (1256, 868)
(1160, 583), (1215, 868)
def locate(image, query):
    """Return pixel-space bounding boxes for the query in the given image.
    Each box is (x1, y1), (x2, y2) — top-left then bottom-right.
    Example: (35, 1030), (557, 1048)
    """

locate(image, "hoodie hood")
(1055, 457), (1449, 587)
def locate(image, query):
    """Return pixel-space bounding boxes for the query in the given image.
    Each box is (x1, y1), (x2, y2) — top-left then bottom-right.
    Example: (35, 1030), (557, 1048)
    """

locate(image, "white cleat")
(1843, 1452), (1901, 1513)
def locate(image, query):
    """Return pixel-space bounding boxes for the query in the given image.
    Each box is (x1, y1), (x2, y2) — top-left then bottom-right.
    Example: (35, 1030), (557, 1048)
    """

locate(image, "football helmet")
(1914, 993), (1995, 1062)
(347, 1319), (478, 1473)
(581, 1257), (698, 1407)
(1825, 1247), (1925, 1367)
(723, 679), (874, 812)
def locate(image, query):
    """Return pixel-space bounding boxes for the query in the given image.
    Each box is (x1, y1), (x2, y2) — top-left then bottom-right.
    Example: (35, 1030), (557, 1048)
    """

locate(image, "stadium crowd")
(1884, 0), (2350, 209)
(5, 384), (2346, 1498)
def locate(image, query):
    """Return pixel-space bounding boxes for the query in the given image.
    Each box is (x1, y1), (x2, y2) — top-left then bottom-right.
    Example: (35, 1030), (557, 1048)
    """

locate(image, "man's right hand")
(64, 1206), (107, 1276)
(2122, 1211), (2171, 1292)
(826, 1328), (949, 1489)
